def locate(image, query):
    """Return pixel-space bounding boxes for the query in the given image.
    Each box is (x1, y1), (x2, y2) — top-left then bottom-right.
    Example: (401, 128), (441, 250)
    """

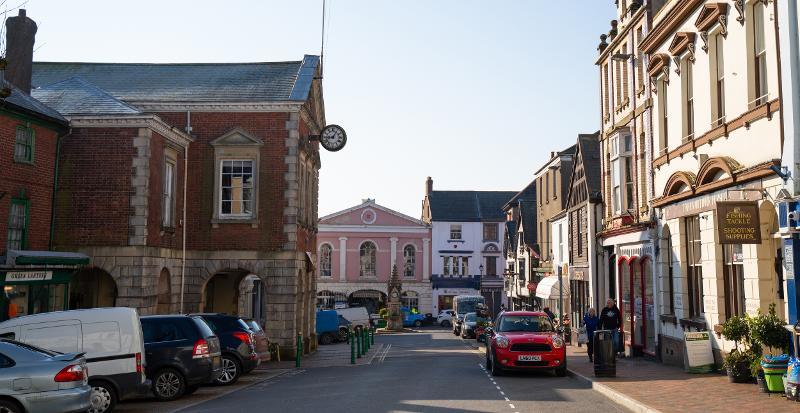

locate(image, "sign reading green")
(716, 201), (761, 244)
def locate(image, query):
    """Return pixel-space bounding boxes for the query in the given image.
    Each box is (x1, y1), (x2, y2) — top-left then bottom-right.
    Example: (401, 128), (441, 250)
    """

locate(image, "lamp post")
(478, 264), (484, 302)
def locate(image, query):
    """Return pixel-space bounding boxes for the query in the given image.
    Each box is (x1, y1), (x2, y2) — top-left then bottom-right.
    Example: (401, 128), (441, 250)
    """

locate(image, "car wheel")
(153, 368), (186, 401)
(88, 381), (117, 413)
(490, 350), (504, 376)
(184, 384), (200, 395)
(338, 327), (349, 341)
(215, 355), (242, 385)
(320, 332), (334, 345)
(441, 320), (451, 328)
(414, 320), (422, 327)
(0, 399), (23, 413)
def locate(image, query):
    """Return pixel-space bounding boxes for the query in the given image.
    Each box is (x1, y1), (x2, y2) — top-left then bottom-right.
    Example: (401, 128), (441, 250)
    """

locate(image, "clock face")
(319, 124), (347, 152)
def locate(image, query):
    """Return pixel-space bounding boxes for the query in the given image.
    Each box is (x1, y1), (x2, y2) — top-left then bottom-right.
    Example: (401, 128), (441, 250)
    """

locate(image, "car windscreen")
(245, 320), (263, 332)
(496, 315), (554, 333)
(464, 313), (477, 322)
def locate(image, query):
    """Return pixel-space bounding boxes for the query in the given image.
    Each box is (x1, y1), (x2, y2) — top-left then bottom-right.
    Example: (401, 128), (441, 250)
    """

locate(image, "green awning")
(7, 250), (90, 266)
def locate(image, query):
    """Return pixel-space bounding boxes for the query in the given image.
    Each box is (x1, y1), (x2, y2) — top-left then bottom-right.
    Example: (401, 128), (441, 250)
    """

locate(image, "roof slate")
(31, 55), (320, 103)
(32, 76), (141, 116)
(428, 191), (518, 222)
(518, 200), (537, 246)
(2, 81), (67, 123)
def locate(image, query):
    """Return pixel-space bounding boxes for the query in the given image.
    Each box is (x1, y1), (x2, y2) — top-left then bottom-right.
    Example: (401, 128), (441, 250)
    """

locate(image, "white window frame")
(219, 159), (255, 219)
(319, 243), (333, 277)
(359, 241), (377, 277)
(403, 245), (416, 277)
(450, 224), (462, 240)
(609, 133), (633, 215)
(162, 158), (177, 227)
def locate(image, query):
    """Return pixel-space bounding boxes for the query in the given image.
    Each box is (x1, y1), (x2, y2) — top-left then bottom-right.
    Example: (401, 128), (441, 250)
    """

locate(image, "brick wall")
(54, 127), (135, 247)
(156, 112), (292, 252)
(0, 112), (59, 253)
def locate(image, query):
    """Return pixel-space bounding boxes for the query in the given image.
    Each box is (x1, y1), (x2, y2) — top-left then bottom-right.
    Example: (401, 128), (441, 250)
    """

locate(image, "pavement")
(182, 327), (629, 413)
(566, 344), (798, 413)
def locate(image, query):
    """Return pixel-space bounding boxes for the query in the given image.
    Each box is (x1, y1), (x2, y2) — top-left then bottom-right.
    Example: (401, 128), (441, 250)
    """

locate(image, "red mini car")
(485, 311), (566, 376)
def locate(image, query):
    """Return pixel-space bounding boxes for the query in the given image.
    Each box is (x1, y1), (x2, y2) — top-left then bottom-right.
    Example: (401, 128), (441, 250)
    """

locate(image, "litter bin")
(593, 329), (616, 377)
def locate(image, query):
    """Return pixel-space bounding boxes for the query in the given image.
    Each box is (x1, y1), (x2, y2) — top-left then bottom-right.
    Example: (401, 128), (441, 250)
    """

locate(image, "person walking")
(583, 308), (600, 362)
(599, 299), (623, 356)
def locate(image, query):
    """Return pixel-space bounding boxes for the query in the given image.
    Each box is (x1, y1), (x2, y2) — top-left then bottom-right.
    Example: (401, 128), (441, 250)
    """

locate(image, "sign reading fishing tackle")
(716, 201), (761, 244)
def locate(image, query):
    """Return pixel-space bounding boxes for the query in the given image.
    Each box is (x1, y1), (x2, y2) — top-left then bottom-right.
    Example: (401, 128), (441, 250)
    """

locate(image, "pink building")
(316, 199), (432, 314)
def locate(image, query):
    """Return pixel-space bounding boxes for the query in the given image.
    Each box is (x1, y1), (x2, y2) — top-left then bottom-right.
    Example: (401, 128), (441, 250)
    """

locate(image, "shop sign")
(683, 331), (715, 373)
(716, 201), (761, 244)
(5, 271), (53, 282)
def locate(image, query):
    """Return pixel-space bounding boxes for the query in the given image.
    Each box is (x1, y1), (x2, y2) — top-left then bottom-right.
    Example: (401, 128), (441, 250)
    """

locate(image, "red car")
(485, 311), (566, 376)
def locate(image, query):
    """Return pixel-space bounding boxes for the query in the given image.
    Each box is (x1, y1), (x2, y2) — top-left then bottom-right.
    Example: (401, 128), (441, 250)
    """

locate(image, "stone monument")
(386, 264), (404, 331)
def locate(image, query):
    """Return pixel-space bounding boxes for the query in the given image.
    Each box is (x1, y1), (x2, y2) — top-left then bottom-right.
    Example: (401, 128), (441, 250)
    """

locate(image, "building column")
(338, 237), (347, 282)
(390, 237), (398, 270)
(423, 238), (431, 281)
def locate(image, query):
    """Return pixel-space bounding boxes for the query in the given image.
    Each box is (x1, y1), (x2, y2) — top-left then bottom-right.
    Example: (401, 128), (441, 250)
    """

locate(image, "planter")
(756, 370), (769, 393)
(726, 363), (753, 383)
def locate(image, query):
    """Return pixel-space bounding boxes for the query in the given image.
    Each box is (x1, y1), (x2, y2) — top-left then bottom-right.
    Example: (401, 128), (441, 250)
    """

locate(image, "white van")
(335, 307), (370, 328)
(0, 307), (150, 413)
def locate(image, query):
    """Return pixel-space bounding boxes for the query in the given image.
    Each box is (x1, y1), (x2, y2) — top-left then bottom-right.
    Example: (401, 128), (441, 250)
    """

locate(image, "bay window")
(610, 134), (633, 215)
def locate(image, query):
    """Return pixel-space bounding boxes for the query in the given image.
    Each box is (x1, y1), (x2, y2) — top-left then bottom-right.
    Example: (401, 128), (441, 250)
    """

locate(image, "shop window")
(723, 244), (746, 319)
(319, 244), (332, 277)
(450, 225), (462, 240)
(403, 245), (416, 277)
(6, 199), (28, 251)
(359, 241), (376, 277)
(685, 215), (704, 318)
(483, 223), (498, 241)
(13, 125), (34, 163)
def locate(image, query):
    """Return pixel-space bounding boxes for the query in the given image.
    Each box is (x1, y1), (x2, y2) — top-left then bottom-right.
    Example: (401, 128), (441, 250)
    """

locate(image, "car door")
(142, 319), (190, 377)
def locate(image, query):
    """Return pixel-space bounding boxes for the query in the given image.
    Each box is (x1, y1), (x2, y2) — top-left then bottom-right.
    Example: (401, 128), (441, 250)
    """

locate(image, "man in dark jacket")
(599, 299), (622, 354)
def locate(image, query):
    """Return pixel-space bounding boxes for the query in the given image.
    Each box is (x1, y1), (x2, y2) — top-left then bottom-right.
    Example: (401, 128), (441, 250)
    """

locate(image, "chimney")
(425, 177), (433, 196)
(5, 9), (37, 94)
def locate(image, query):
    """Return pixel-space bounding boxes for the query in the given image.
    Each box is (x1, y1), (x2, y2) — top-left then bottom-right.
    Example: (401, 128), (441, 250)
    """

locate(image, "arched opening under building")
(317, 290), (347, 310)
(201, 270), (262, 316)
(69, 267), (117, 310)
(238, 275), (265, 326)
(156, 268), (171, 314)
(349, 289), (386, 314)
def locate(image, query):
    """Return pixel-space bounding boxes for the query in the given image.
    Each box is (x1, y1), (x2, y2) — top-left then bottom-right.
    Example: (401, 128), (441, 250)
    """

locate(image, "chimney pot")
(18, 9), (25, 17)
(425, 176), (433, 196)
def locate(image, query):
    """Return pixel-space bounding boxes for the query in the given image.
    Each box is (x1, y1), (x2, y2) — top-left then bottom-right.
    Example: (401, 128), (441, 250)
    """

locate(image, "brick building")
(3, 9), (328, 354)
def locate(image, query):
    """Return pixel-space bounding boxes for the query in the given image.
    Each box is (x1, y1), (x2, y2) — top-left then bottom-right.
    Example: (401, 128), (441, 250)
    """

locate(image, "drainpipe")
(49, 128), (71, 251)
(180, 111), (191, 313)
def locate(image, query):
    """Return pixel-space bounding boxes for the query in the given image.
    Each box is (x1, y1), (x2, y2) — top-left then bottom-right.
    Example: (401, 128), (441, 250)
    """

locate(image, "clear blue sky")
(26, 0), (615, 218)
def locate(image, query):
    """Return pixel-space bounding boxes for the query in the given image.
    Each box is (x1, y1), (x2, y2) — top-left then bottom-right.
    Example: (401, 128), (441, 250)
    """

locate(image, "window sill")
(679, 317), (707, 331)
(13, 159), (34, 166)
(160, 226), (176, 235)
(448, 239), (465, 243)
(659, 314), (678, 325)
(211, 217), (258, 228)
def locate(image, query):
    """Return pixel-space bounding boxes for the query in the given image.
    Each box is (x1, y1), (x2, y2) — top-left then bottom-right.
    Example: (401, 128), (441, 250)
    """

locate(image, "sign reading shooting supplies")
(716, 201), (761, 244)
(5, 271), (53, 282)
(683, 331), (715, 373)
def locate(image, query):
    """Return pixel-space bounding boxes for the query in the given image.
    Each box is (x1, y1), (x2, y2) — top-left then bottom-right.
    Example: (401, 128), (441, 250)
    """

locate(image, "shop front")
(616, 244), (656, 357)
(0, 250), (89, 321)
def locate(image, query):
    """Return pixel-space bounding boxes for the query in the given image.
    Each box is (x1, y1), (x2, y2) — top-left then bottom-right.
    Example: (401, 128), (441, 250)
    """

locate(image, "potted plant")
(721, 315), (756, 383)
(749, 304), (790, 392)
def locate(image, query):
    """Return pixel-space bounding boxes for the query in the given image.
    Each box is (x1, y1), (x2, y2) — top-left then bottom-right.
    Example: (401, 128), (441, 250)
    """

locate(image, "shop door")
(620, 258), (655, 355)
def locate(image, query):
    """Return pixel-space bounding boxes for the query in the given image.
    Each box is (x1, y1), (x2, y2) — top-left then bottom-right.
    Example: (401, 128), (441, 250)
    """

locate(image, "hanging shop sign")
(716, 201), (761, 244)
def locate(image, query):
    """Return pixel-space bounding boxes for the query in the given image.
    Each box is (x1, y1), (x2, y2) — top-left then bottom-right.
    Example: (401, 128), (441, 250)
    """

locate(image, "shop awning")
(6, 250), (89, 266)
(535, 276), (566, 300)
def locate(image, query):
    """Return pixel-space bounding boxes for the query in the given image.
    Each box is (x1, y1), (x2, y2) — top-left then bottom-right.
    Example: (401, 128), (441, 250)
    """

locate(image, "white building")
(501, 182), (538, 310)
(422, 177), (516, 316)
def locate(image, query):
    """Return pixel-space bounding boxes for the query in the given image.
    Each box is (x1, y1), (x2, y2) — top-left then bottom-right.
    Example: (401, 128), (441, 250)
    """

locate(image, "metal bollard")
(295, 332), (302, 368)
(350, 329), (356, 364)
(363, 328), (368, 352)
(365, 328), (369, 352)
(356, 328), (362, 358)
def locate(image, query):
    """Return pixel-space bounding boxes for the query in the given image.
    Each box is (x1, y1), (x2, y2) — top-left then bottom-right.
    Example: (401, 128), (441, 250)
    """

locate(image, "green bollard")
(295, 332), (302, 368)
(364, 328), (368, 352)
(356, 328), (362, 358)
(365, 328), (370, 352)
(350, 328), (356, 364)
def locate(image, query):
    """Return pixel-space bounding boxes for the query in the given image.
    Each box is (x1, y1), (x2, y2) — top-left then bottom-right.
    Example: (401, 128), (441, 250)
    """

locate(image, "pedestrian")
(543, 307), (556, 321)
(583, 307), (599, 362)
(599, 299), (623, 355)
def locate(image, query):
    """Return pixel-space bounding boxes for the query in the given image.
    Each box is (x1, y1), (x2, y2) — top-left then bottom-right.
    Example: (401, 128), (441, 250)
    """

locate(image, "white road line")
(500, 391), (505, 396)
(509, 404), (515, 409)
(504, 397), (510, 402)
(495, 385), (501, 390)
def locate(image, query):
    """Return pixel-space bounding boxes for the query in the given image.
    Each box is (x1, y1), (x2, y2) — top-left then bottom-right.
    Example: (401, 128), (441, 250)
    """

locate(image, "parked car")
(191, 314), (258, 385)
(485, 311), (566, 377)
(0, 339), (91, 413)
(338, 315), (352, 341)
(335, 307), (370, 329)
(316, 310), (340, 345)
(437, 310), (454, 327)
(461, 312), (478, 338)
(0, 307), (150, 413)
(140, 315), (222, 401)
(402, 307), (426, 327)
(242, 319), (271, 364)
(453, 295), (485, 336)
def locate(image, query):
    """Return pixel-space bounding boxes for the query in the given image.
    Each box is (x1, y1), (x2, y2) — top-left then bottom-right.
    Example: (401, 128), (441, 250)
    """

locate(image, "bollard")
(363, 328), (368, 352)
(370, 327), (375, 345)
(356, 327), (362, 358)
(295, 332), (302, 368)
(364, 328), (369, 352)
(350, 329), (356, 364)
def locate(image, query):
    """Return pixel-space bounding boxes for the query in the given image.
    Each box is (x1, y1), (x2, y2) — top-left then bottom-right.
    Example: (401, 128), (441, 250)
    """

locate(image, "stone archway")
(156, 268), (171, 314)
(200, 270), (249, 315)
(69, 267), (117, 310)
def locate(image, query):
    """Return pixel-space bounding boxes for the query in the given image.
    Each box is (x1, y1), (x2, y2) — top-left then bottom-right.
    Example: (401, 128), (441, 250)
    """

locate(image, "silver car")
(0, 339), (91, 413)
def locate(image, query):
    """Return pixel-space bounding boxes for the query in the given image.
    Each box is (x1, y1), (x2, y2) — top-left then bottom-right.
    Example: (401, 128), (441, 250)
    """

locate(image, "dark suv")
(191, 314), (259, 385)
(140, 315), (222, 401)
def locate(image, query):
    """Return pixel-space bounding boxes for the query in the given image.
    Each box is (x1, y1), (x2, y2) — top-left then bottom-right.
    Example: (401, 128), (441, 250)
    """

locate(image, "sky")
(24, 0), (616, 219)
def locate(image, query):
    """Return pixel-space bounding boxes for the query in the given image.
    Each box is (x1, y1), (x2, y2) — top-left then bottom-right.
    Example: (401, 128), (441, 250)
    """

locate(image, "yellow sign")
(716, 201), (761, 244)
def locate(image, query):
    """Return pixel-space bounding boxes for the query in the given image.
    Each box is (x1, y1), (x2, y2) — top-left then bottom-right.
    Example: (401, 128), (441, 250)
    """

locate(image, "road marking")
(509, 404), (515, 409)
(504, 397), (510, 402)
(500, 391), (505, 396)
(496, 385), (501, 390)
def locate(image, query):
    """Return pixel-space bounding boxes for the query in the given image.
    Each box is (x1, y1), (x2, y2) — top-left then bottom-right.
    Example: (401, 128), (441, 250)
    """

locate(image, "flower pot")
(727, 363), (753, 383)
(756, 370), (769, 392)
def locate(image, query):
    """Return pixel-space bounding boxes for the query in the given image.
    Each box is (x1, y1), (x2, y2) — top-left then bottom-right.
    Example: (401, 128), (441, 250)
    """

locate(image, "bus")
(452, 295), (485, 335)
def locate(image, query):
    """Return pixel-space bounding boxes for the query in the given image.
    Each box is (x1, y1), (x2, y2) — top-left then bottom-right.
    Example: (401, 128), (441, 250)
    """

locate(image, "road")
(182, 329), (629, 413)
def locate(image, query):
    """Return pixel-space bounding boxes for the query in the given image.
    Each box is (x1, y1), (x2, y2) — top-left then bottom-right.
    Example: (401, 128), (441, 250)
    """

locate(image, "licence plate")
(517, 355), (542, 361)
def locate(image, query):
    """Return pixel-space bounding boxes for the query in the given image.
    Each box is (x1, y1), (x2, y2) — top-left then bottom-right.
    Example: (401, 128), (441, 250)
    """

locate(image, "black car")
(140, 315), (222, 401)
(191, 313), (259, 385)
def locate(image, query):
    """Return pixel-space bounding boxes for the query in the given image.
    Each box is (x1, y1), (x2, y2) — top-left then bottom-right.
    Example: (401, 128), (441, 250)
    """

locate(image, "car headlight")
(552, 335), (564, 349)
(495, 335), (509, 349)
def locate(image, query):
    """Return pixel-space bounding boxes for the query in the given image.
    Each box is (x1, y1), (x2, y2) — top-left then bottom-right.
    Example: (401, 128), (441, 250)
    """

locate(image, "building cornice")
(595, 6), (647, 65)
(127, 101), (304, 113)
(68, 115), (194, 147)
(641, 0), (704, 54)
